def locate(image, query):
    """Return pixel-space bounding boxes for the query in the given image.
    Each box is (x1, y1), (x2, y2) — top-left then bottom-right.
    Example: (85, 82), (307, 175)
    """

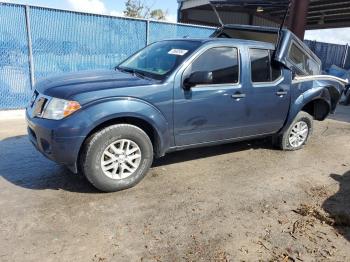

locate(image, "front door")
(174, 46), (249, 146)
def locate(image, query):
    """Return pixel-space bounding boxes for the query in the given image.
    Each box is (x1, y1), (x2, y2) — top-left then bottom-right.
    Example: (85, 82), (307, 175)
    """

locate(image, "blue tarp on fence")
(305, 40), (348, 70)
(0, 3), (214, 109)
(0, 4), (31, 109)
(30, 6), (148, 80)
(0, 3), (348, 109)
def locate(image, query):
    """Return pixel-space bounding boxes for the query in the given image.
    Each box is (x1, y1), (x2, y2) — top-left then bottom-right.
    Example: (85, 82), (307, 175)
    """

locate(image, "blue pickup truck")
(26, 25), (347, 192)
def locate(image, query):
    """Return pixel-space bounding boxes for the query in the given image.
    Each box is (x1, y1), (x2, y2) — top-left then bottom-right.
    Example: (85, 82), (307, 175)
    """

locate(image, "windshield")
(118, 40), (202, 80)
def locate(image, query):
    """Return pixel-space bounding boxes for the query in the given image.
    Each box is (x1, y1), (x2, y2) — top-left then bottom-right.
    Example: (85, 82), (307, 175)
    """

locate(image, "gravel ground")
(0, 106), (349, 262)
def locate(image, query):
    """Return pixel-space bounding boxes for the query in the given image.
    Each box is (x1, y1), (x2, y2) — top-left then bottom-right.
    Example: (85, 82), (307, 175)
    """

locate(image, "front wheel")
(278, 111), (314, 151)
(80, 124), (153, 192)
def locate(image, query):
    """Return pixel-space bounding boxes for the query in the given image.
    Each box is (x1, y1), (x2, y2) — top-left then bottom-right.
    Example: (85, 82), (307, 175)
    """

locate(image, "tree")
(123, 0), (168, 20)
(150, 9), (168, 20)
(123, 0), (145, 18)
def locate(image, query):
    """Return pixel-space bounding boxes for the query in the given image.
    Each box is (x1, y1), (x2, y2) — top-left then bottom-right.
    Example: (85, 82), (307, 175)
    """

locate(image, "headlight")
(42, 98), (81, 120)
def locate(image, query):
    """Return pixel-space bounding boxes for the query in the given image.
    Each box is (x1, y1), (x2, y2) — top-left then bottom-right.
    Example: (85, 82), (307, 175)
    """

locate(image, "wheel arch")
(72, 98), (172, 174)
(301, 98), (331, 121)
(279, 86), (332, 134)
(81, 116), (163, 158)
(300, 84), (344, 120)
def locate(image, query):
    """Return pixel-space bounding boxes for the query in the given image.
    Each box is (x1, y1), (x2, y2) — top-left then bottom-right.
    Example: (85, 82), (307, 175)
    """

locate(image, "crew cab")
(26, 25), (347, 192)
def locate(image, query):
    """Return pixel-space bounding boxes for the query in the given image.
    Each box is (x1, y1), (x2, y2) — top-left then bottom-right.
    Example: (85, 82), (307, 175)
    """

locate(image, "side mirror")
(183, 71), (213, 89)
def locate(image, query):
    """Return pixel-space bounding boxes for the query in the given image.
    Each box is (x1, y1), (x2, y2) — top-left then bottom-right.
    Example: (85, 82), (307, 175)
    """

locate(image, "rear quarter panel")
(280, 78), (345, 134)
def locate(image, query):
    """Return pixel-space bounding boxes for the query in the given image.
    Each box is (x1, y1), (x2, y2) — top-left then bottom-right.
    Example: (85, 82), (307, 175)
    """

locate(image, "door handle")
(276, 90), (288, 96)
(231, 93), (246, 99)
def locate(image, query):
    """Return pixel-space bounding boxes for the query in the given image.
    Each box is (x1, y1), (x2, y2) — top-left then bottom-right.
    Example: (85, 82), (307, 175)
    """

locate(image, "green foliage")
(150, 9), (167, 20)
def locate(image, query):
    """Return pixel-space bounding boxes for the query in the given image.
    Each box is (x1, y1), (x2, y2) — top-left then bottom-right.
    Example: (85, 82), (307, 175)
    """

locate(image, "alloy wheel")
(289, 121), (309, 148)
(101, 139), (142, 180)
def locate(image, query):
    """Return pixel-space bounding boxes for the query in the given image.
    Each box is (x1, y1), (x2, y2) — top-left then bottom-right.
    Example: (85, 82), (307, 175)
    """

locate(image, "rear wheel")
(344, 87), (350, 105)
(80, 124), (153, 192)
(278, 111), (314, 151)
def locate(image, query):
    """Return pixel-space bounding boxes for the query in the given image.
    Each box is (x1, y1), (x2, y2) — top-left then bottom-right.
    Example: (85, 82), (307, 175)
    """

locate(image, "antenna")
(276, 0), (292, 52)
(210, 2), (224, 27)
(279, 0), (292, 33)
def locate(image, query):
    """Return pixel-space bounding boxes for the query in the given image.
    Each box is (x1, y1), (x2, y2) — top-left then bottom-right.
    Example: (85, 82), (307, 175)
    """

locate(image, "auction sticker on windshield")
(168, 49), (189, 56)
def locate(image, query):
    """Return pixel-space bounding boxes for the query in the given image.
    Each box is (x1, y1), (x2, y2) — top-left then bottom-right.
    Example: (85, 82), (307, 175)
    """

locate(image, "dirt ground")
(0, 106), (349, 262)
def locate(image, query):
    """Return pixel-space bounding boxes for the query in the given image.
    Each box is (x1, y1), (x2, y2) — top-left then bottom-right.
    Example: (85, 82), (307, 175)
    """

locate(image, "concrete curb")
(0, 110), (25, 120)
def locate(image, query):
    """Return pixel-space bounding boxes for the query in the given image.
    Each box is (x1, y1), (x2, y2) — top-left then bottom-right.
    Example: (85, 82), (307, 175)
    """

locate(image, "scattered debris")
(293, 204), (334, 226)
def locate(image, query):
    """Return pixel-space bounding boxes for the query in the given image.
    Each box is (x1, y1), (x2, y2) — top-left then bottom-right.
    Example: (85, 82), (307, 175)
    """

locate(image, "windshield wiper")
(117, 66), (148, 79)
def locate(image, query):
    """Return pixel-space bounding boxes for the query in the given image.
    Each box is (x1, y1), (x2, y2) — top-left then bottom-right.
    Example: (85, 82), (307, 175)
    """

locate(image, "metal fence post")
(146, 20), (150, 45)
(25, 5), (35, 89)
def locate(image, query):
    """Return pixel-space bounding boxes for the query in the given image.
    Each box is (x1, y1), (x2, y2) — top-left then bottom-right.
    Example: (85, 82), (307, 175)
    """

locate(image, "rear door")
(244, 48), (291, 136)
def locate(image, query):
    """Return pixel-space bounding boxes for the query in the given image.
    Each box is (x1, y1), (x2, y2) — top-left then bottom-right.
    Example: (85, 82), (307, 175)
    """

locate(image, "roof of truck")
(161, 24), (291, 51)
(211, 24), (321, 65)
(162, 23), (321, 68)
(161, 37), (276, 50)
(219, 24), (284, 33)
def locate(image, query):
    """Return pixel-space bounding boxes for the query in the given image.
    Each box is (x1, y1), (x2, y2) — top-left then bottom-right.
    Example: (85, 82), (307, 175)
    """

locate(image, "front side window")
(186, 47), (239, 85)
(118, 40), (201, 80)
(250, 49), (281, 83)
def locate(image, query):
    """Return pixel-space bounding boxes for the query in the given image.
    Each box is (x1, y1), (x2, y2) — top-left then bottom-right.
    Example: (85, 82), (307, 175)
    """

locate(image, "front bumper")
(26, 110), (86, 173)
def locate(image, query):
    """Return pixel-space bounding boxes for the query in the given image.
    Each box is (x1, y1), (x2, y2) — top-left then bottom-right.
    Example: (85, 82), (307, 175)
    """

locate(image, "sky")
(1, 0), (349, 45)
(1, 0), (179, 21)
(305, 28), (350, 45)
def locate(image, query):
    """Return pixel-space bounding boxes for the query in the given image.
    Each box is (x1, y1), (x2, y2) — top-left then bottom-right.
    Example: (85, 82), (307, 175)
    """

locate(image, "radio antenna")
(210, 2), (224, 27)
(276, 0), (292, 53)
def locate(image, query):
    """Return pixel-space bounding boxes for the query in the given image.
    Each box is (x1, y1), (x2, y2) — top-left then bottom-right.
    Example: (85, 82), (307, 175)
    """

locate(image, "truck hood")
(35, 69), (155, 99)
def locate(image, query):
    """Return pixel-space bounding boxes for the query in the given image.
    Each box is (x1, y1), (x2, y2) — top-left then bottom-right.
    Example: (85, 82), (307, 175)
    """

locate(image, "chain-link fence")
(1, 3), (349, 110)
(0, 4), (31, 109)
(0, 3), (214, 110)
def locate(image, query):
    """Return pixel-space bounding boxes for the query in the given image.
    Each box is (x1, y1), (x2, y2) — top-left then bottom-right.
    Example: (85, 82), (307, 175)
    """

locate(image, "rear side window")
(289, 43), (320, 76)
(189, 47), (239, 85)
(289, 44), (305, 68)
(306, 59), (320, 75)
(250, 49), (281, 83)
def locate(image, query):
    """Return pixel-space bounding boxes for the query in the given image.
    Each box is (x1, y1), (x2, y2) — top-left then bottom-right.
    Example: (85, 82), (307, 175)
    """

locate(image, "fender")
(81, 97), (171, 156)
(294, 75), (346, 112)
(279, 76), (346, 134)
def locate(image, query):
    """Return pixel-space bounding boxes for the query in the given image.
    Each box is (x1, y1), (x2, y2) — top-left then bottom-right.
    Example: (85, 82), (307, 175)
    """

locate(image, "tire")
(80, 124), (153, 192)
(344, 89), (350, 106)
(278, 111), (314, 151)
